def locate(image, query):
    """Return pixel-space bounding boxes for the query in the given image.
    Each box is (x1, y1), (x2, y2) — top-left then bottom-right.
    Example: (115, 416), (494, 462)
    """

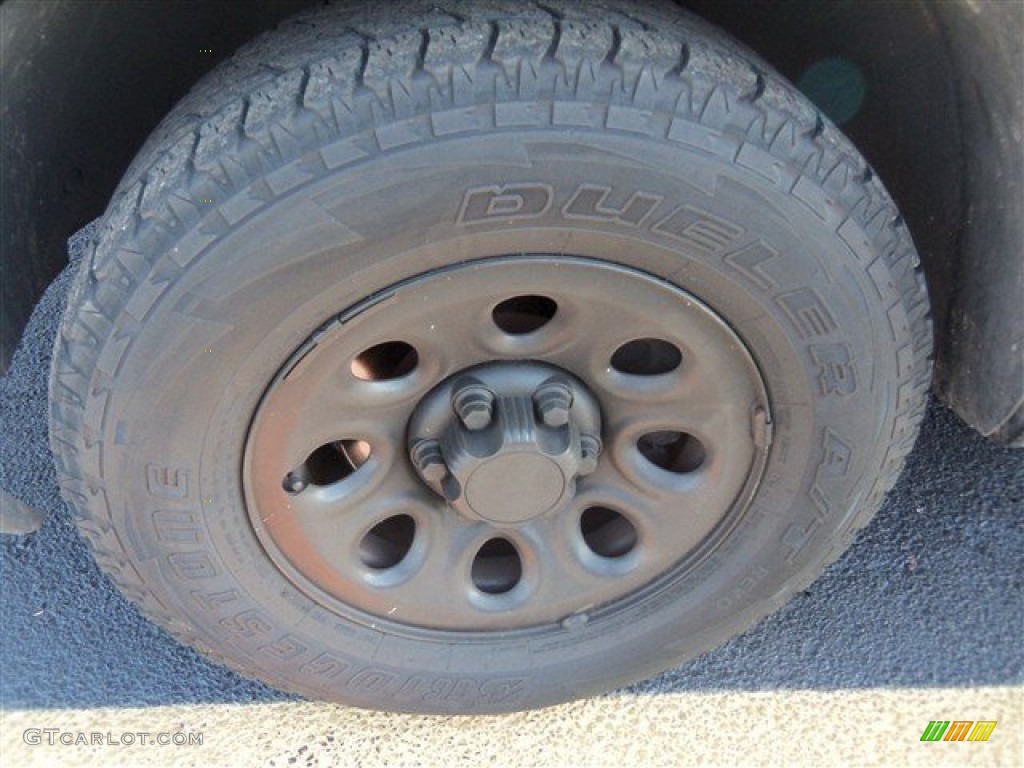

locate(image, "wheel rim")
(244, 256), (771, 632)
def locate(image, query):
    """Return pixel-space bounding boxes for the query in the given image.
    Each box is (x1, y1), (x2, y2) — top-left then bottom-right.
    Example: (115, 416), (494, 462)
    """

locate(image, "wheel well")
(687, 0), (1022, 441)
(0, 0), (316, 367)
(2, 0), (1019, 440)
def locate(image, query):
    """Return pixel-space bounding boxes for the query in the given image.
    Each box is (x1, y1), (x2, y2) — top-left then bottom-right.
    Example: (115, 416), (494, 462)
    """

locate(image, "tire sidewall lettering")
(105, 131), (894, 705)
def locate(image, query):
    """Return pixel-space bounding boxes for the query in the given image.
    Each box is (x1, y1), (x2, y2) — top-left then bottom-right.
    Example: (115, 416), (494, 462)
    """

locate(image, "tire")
(50, 0), (931, 713)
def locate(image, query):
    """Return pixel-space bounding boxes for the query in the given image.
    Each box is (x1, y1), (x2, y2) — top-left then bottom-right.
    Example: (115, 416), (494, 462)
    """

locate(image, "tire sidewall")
(103, 128), (898, 712)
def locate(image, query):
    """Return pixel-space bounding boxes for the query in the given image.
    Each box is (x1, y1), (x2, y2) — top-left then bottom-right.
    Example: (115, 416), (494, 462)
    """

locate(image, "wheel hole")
(611, 338), (682, 375)
(637, 431), (706, 474)
(283, 439), (371, 492)
(351, 341), (418, 381)
(359, 514), (416, 570)
(492, 295), (558, 335)
(580, 506), (638, 559)
(471, 537), (522, 594)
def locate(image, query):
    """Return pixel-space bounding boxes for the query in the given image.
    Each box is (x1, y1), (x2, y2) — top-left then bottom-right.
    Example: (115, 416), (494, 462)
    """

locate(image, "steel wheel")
(246, 257), (770, 631)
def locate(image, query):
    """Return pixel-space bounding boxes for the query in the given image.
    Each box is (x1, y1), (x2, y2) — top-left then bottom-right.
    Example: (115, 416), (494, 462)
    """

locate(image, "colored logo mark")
(920, 721), (997, 742)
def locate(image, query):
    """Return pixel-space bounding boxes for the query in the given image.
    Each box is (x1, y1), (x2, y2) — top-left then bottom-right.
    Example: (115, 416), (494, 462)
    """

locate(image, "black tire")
(50, 0), (931, 713)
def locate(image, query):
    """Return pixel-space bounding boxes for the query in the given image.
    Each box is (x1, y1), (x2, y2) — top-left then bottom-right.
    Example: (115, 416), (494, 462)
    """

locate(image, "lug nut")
(411, 439), (448, 487)
(440, 474), (462, 503)
(452, 383), (495, 431)
(534, 380), (574, 427)
(579, 434), (602, 475)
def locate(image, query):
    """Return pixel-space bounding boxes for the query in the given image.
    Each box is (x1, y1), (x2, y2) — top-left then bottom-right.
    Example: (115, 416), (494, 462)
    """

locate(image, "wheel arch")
(2, 0), (1020, 442)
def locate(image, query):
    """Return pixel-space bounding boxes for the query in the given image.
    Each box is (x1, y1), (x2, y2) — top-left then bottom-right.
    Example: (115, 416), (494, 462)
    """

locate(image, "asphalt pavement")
(0, 226), (1021, 767)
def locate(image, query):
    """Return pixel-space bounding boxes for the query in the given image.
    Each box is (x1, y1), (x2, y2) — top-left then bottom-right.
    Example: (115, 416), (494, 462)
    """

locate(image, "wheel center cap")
(466, 454), (564, 524)
(408, 362), (603, 526)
